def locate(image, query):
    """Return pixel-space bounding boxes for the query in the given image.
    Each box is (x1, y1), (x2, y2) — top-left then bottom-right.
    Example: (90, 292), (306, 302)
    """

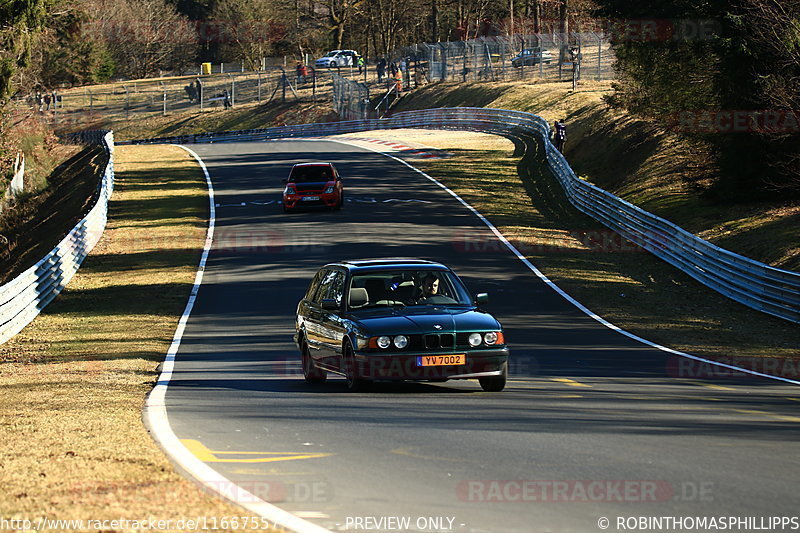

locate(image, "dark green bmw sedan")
(294, 259), (510, 392)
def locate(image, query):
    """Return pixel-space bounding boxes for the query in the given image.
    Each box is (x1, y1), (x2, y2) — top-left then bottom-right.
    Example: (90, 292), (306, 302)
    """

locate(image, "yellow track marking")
(181, 439), (333, 463)
(732, 409), (800, 423)
(551, 378), (592, 388)
(690, 381), (736, 391)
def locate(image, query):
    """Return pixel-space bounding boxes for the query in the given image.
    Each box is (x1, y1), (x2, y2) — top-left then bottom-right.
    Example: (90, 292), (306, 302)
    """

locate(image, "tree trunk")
(431, 0), (439, 42)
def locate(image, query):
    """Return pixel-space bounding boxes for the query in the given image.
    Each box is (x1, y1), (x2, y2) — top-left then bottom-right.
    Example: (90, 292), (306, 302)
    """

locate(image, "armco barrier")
(0, 131), (114, 345)
(118, 108), (799, 323)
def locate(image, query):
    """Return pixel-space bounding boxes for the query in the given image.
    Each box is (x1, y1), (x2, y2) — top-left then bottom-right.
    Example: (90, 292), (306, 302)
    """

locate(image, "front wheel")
(301, 339), (327, 384)
(342, 342), (365, 392)
(479, 362), (507, 392)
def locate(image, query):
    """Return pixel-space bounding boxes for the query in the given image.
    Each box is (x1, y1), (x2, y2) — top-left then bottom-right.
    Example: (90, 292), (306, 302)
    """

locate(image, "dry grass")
(337, 129), (800, 363)
(0, 145), (274, 531)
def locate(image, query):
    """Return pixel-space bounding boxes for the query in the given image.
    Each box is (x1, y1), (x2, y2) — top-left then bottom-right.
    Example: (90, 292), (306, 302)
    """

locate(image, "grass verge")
(0, 145), (273, 530)
(337, 129), (799, 366)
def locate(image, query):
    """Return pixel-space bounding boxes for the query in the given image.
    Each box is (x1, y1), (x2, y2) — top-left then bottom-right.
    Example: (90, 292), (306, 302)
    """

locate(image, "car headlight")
(377, 336), (391, 349)
(285, 187), (295, 195)
(393, 335), (408, 349)
(484, 332), (498, 345)
(468, 333), (483, 347)
(324, 186), (335, 194)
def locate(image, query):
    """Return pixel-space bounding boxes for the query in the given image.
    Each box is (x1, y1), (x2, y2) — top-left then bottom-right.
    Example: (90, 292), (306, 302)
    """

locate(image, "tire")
(334, 193), (343, 210)
(342, 341), (365, 392)
(479, 362), (507, 392)
(330, 61), (337, 68)
(301, 338), (327, 384)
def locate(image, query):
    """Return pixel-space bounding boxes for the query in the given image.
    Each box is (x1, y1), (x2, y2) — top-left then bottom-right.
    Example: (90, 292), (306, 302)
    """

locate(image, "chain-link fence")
(12, 66), (372, 127)
(396, 32), (613, 84)
(331, 74), (371, 120)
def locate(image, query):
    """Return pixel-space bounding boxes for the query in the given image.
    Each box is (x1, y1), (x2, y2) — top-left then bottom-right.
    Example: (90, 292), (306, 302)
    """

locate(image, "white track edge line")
(327, 138), (800, 387)
(142, 144), (332, 533)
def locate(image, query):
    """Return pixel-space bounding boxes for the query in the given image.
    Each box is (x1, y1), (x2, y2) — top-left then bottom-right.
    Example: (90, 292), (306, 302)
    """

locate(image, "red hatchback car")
(282, 162), (344, 212)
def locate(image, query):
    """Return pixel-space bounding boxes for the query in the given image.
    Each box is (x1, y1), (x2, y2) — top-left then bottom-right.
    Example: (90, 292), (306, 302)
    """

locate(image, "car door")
(302, 269), (329, 360)
(315, 268), (349, 369)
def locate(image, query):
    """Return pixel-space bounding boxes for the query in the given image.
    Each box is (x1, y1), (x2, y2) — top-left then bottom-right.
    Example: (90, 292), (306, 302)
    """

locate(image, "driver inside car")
(418, 274), (439, 301)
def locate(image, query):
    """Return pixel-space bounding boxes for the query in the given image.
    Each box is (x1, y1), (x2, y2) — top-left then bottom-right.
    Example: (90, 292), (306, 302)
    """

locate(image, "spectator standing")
(296, 62), (305, 85)
(43, 92), (52, 111)
(376, 57), (387, 82)
(223, 88), (231, 109)
(357, 55), (365, 75)
(553, 120), (567, 152)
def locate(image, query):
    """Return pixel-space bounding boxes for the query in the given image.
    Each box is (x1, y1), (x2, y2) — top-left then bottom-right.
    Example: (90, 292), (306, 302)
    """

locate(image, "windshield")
(322, 51), (337, 57)
(289, 165), (332, 183)
(347, 269), (472, 309)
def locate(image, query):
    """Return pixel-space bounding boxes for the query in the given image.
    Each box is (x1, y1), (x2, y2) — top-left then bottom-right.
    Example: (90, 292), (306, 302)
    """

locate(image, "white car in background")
(315, 50), (360, 69)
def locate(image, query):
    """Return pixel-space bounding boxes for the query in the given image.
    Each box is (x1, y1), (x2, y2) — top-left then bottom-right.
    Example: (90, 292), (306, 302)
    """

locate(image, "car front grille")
(295, 184), (325, 193)
(421, 333), (455, 350)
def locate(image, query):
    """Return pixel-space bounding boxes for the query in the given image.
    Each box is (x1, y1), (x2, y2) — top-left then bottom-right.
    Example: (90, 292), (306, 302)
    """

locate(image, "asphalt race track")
(163, 139), (800, 533)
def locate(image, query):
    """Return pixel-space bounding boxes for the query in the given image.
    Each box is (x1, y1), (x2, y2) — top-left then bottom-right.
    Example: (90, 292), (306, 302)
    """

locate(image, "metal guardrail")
(118, 108), (800, 323)
(0, 131), (115, 345)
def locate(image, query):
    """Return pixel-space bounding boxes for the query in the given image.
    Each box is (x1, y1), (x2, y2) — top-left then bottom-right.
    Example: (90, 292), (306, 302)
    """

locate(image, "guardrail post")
(124, 86), (129, 119)
(196, 78), (204, 111)
(596, 32), (602, 81)
(160, 81), (167, 116)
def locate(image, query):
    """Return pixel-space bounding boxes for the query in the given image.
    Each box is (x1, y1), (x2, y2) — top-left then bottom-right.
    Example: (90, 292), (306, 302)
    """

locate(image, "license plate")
(302, 196), (320, 201)
(416, 354), (466, 367)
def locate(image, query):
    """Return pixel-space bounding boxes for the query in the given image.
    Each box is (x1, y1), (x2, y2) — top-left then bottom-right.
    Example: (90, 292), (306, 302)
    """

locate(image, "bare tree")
(212, 0), (289, 69)
(317, 0), (364, 49)
(84, 0), (197, 79)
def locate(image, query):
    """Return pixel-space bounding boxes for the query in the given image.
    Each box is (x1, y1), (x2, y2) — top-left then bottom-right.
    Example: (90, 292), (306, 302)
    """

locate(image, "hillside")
(393, 80), (799, 272)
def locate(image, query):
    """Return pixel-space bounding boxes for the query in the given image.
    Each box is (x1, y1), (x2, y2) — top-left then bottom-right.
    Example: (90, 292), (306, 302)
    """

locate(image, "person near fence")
(394, 68), (403, 93)
(414, 66), (428, 87)
(357, 55), (365, 75)
(223, 88), (231, 110)
(553, 120), (567, 152)
(296, 62), (307, 85)
(377, 57), (387, 82)
(184, 83), (197, 103)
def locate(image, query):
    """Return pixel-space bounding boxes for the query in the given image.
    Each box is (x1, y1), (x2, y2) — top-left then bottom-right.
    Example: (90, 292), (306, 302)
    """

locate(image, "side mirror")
(475, 293), (489, 305)
(281, 178), (288, 184)
(321, 299), (339, 310)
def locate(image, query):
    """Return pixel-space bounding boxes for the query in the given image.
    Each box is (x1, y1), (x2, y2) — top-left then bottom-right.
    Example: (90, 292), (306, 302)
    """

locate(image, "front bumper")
(352, 348), (509, 381)
(284, 193), (339, 209)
